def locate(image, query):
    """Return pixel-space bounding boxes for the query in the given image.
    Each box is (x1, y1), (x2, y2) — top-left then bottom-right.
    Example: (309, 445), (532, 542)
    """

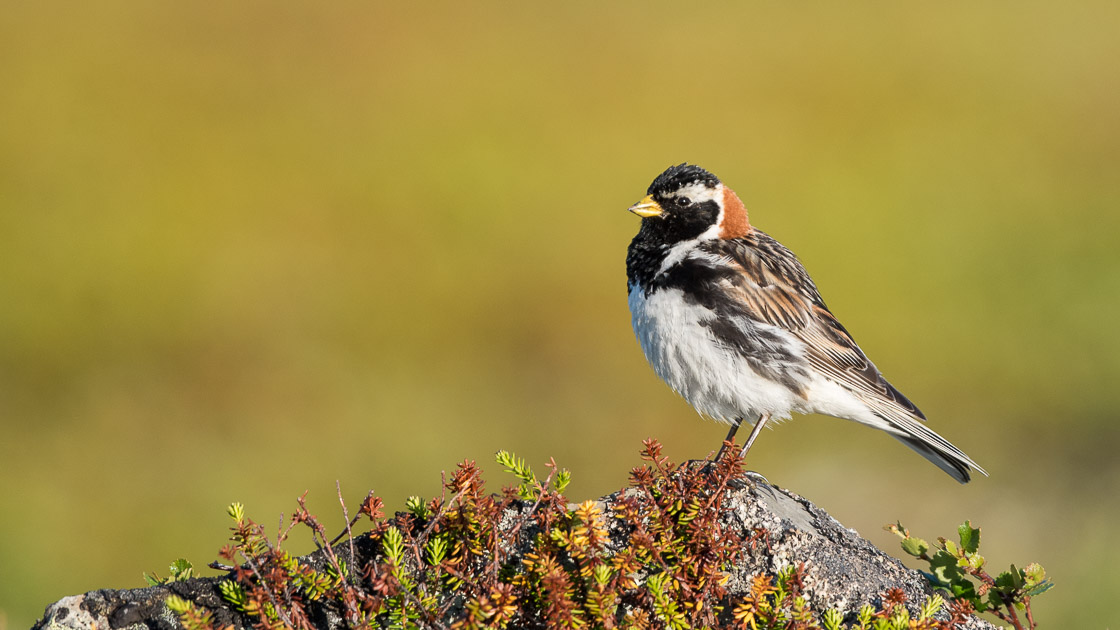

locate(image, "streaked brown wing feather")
(708, 232), (926, 420)
(796, 305), (925, 420)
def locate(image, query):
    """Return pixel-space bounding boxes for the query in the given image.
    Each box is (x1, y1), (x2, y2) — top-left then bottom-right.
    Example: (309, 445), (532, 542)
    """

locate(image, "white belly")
(628, 286), (810, 425)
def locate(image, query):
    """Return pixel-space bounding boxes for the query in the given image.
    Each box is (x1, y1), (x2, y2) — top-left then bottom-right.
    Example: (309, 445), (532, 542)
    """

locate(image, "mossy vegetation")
(162, 441), (1048, 629)
(887, 522), (1052, 630)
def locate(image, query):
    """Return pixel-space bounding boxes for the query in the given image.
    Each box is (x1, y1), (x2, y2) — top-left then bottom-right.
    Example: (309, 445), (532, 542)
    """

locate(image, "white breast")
(627, 286), (810, 425)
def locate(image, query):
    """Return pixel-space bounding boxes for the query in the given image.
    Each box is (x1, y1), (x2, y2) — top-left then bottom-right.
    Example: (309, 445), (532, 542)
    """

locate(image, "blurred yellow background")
(2, 2), (1118, 627)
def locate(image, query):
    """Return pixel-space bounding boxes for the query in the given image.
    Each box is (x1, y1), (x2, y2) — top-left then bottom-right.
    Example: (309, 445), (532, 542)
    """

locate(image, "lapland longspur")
(625, 164), (985, 483)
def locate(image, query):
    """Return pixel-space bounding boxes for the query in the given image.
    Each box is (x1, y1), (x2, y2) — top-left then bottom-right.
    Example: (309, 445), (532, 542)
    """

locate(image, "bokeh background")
(2, 2), (1118, 627)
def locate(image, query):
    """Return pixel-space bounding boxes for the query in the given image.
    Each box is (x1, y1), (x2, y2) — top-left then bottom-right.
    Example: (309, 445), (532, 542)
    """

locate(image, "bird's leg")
(714, 419), (743, 461)
(738, 413), (771, 459)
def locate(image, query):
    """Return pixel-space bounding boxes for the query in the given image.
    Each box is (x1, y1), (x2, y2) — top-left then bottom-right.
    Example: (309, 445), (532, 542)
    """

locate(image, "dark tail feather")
(866, 406), (987, 484)
(891, 431), (987, 484)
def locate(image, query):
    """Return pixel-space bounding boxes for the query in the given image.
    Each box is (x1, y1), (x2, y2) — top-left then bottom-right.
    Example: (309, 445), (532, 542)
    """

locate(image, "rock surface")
(33, 478), (995, 629)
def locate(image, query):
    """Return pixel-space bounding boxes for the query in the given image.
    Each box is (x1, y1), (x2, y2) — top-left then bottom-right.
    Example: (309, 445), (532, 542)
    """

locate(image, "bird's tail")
(868, 407), (986, 483)
(854, 379), (987, 483)
(890, 430), (986, 484)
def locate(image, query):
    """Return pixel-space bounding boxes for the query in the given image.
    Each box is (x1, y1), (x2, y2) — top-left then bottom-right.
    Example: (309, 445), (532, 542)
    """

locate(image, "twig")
(336, 480), (356, 567)
(330, 489), (376, 546)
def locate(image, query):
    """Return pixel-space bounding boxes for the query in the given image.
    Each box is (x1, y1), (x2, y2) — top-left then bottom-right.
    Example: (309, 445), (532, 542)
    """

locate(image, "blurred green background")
(2, 2), (1118, 627)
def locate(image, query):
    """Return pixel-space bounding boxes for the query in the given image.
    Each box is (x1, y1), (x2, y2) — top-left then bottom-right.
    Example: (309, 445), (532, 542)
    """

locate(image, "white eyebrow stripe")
(664, 182), (721, 204)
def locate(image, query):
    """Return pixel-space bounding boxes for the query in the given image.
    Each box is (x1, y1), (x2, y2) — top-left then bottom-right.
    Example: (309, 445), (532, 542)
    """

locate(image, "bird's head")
(628, 163), (751, 243)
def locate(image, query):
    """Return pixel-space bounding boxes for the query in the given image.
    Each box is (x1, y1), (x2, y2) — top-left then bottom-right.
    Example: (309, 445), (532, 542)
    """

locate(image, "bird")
(625, 163), (986, 483)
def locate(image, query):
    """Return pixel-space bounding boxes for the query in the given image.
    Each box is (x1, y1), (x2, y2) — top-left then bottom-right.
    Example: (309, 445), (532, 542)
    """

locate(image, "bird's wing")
(694, 233), (984, 482)
(703, 233), (925, 420)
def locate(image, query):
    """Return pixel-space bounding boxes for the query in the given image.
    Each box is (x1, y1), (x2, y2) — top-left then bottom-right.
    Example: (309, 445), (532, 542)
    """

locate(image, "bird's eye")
(678, 197), (692, 206)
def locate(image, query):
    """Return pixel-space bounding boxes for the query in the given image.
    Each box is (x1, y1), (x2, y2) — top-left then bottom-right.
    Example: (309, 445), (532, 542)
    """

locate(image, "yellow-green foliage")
(170, 443), (1011, 629)
(889, 522), (1052, 630)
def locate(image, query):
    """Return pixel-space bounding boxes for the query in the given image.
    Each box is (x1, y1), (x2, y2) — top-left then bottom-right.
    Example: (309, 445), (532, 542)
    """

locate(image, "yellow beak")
(628, 195), (663, 218)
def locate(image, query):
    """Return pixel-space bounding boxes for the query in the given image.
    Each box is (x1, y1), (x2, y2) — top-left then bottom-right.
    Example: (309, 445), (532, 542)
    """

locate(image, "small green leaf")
(995, 568), (1020, 591)
(1009, 563), (1024, 587)
(425, 534), (448, 565)
(822, 608), (843, 630)
(405, 495), (430, 519)
(326, 559), (348, 582)
(165, 594), (192, 613)
(592, 564), (614, 587)
(901, 536), (929, 557)
(928, 550), (964, 585)
(218, 580), (248, 612)
(1023, 581), (1054, 597)
(777, 564), (796, 585)
(553, 468), (571, 493)
(949, 578), (977, 602)
(168, 558), (194, 582)
(967, 553), (986, 571)
(227, 502), (245, 524)
(918, 594), (944, 620)
(496, 450), (540, 500)
(1023, 562), (1046, 585)
(943, 539), (959, 556)
(958, 521), (980, 554)
(383, 526), (405, 565)
(889, 603), (910, 627)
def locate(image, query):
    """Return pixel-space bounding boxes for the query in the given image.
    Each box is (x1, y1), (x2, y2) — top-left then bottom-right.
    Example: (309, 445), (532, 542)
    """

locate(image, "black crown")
(647, 163), (720, 196)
